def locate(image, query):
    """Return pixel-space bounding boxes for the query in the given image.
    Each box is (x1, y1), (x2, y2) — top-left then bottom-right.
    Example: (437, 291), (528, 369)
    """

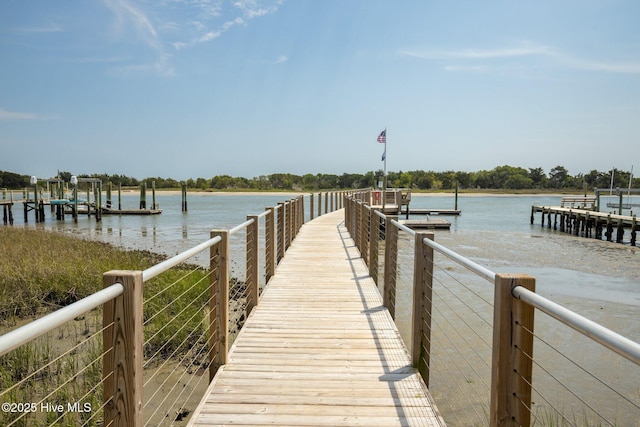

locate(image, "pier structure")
(531, 195), (637, 245)
(1, 178), (162, 225)
(2, 190), (640, 427)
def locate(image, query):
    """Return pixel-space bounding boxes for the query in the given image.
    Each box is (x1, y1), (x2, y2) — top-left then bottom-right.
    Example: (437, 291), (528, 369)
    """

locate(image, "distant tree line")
(1, 166), (637, 192)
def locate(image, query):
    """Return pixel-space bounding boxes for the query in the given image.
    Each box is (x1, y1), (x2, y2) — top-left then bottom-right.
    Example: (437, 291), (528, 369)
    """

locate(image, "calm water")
(9, 192), (640, 424)
(11, 192), (640, 303)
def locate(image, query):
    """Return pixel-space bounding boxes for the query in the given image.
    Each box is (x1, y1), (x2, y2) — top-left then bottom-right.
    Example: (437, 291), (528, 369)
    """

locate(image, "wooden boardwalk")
(188, 209), (446, 427)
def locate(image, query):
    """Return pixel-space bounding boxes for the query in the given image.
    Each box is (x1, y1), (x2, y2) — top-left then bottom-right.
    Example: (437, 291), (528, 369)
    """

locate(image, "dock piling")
(532, 204), (636, 245)
(139, 182), (146, 210)
(181, 183), (188, 212)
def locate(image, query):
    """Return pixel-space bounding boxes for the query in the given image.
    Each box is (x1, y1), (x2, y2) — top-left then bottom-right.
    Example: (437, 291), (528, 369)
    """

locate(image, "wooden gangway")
(188, 209), (446, 427)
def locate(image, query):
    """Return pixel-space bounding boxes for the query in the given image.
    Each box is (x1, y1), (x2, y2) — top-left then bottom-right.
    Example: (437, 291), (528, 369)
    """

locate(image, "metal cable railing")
(345, 192), (640, 426)
(1, 192), (347, 427)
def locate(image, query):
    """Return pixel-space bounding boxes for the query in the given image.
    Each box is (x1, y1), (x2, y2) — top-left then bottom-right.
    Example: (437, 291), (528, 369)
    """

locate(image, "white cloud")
(102, 0), (285, 73)
(400, 42), (552, 60)
(172, 0), (283, 50)
(104, 0), (159, 49)
(401, 41), (640, 75)
(234, 0), (283, 19)
(555, 55), (640, 74)
(0, 109), (38, 121)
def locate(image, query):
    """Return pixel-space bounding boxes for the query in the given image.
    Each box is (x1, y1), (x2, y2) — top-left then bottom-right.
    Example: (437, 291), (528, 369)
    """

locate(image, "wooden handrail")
(346, 194), (638, 425)
(1, 191), (349, 427)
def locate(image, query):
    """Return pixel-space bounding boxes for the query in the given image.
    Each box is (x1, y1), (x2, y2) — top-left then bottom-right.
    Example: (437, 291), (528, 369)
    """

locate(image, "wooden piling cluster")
(531, 205), (637, 246)
(1, 199), (13, 225)
(1, 180), (166, 226)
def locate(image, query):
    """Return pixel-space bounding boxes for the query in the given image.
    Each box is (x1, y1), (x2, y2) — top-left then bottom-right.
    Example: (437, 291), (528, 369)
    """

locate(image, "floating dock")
(102, 208), (162, 215)
(402, 208), (461, 216)
(400, 219), (452, 230)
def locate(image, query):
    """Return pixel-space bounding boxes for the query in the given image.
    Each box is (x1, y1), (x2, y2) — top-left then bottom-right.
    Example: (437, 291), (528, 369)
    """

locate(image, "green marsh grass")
(1, 227), (210, 425)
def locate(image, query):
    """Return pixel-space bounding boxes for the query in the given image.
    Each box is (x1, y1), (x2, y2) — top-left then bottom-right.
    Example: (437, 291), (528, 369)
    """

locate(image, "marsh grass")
(1, 227), (211, 426)
(0, 317), (104, 427)
(0, 227), (165, 321)
(531, 405), (614, 427)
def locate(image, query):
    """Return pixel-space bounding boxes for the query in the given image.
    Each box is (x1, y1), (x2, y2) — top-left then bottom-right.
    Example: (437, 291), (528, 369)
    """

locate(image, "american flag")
(377, 129), (386, 143)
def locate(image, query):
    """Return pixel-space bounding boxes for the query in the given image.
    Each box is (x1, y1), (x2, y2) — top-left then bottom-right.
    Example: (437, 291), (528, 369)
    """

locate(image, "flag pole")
(382, 127), (387, 210)
(376, 128), (387, 209)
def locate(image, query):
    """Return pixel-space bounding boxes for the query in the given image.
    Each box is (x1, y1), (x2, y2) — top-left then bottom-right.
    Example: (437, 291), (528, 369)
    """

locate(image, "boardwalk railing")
(0, 192), (343, 427)
(345, 190), (640, 426)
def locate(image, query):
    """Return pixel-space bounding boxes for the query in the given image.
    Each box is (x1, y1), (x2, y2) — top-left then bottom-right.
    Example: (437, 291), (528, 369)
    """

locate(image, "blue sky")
(1, 1), (639, 181)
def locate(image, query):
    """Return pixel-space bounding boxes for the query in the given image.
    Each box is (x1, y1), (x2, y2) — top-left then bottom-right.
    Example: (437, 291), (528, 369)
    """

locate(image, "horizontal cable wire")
(144, 312), (212, 415)
(143, 270), (211, 330)
(47, 347), (110, 427)
(517, 321), (640, 412)
(430, 281), (493, 376)
(514, 364), (577, 427)
(154, 322), (215, 426)
(144, 265), (206, 306)
(432, 309), (486, 426)
(515, 342), (615, 426)
(432, 268), (493, 332)
(428, 277), (490, 422)
(143, 282), (212, 372)
(81, 373), (114, 427)
(431, 293), (492, 396)
(11, 341), (112, 427)
(0, 318), (114, 400)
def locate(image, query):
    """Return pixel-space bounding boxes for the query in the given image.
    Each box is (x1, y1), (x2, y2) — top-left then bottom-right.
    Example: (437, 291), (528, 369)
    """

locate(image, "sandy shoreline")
(136, 189), (572, 198)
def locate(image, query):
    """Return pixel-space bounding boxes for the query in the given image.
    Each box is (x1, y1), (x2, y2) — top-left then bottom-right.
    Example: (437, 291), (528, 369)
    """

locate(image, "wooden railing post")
(277, 203), (285, 262)
(317, 192), (322, 217)
(297, 196), (303, 233)
(324, 192), (328, 214)
(103, 270), (144, 427)
(490, 273), (536, 427)
(285, 201), (292, 250)
(383, 216), (398, 319)
(265, 207), (276, 282)
(246, 215), (259, 315)
(360, 204), (369, 265)
(210, 230), (229, 382)
(411, 232), (434, 386)
(353, 200), (360, 251)
(369, 210), (380, 285)
(293, 198), (299, 238)
(310, 193), (315, 220)
(344, 198), (352, 234)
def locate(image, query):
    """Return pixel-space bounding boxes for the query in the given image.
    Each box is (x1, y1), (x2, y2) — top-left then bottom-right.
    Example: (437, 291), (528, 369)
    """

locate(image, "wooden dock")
(188, 210), (445, 427)
(531, 205), (637, 245)
(400, 219), (451, 230)
(102, 207), (162, 215)
(402, 208), (461, 216)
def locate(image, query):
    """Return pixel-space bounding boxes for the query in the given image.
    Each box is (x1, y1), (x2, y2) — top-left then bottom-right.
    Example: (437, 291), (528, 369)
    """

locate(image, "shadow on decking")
(336, 220), (429, 424)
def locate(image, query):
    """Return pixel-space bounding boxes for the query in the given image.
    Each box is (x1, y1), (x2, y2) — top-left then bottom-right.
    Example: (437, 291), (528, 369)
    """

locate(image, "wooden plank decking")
(187, 209), (446, 427)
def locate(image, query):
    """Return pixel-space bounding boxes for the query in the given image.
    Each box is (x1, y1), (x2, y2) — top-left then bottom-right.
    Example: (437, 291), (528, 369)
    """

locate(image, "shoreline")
(142, 189), (574, 198)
